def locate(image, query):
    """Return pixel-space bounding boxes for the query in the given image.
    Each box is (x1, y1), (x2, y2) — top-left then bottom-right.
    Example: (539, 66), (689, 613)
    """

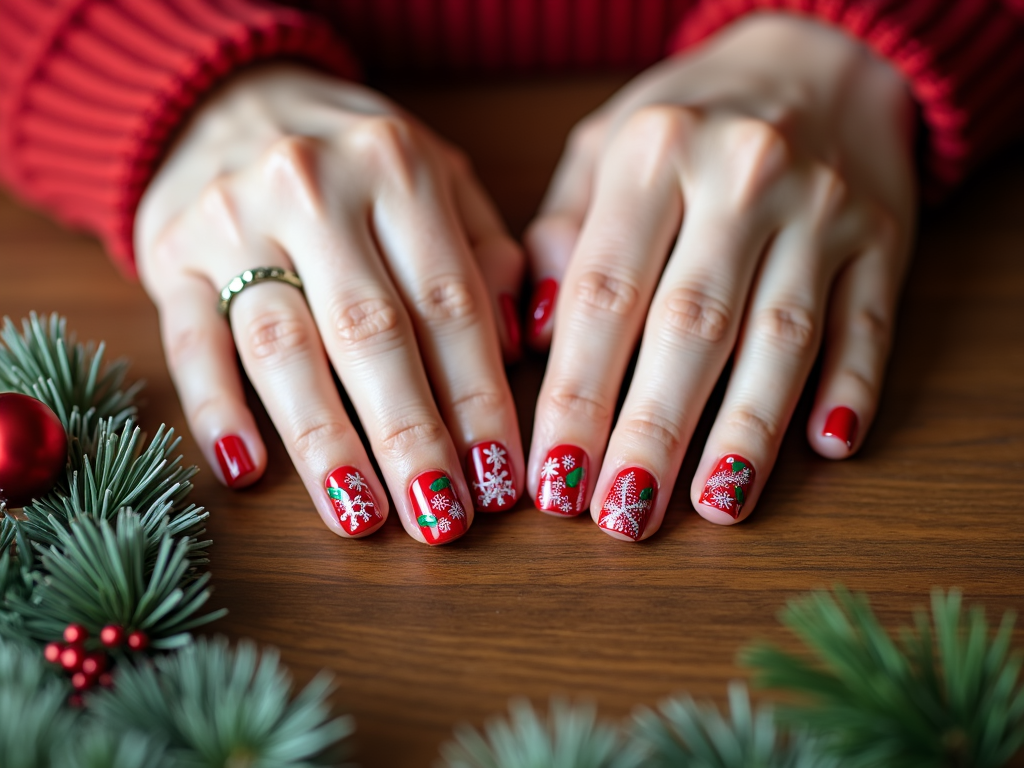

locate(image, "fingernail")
(214, 435), (255, 488)
(498, 293), (522, 355)
(598, 466), (657, 541)
(699, 455), (755, 519)
(467, 441), (517, 512)
(409, 470), (468, 545)
(822, 407), (858, 449)
(527, 278), (558, 341)
(325, 467), (384, 535)
(537, 444), (588, 516)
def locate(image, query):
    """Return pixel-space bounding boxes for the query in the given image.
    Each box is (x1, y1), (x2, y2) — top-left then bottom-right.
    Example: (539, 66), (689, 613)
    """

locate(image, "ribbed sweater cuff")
(0, 0), (358, 274)
(667, 0), (1024, 200)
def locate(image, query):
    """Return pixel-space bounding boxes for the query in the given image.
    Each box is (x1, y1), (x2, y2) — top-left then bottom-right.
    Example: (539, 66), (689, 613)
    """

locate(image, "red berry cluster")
(43, 623), (149, 705)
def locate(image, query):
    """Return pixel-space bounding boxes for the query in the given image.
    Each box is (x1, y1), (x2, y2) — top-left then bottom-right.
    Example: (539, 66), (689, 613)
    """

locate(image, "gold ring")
(218, 267), (304, 316)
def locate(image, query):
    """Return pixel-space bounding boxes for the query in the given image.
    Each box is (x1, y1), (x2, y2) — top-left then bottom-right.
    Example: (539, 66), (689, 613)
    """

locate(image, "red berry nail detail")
(468, 442), (517, 512)
(822, 407), (859, 449)
(598, 467), (657, 541)
(214, 435), (255, 487)
(527, 278), (558, 341)
(409, 471), (468, 545)
(499, 293), (522, 355)
(325, 467), (383, 535)
(537, 444), (588, 516)
(100, 624), (124, 647)
(126, 630), (149, 651)
(700, 455), (756, 518)
(63, 623), (87, 644)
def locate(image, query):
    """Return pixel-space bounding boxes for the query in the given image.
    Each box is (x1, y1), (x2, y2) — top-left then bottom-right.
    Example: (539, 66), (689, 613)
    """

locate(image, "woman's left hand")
(522, 14), (917, 539)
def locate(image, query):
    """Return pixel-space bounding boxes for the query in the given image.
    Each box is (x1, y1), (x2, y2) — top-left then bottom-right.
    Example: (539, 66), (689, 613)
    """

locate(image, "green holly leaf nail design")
(565, 466), (585, 488)
(327, 487), (345, 501)
(639, 486), (654, 501)
(417, 513), (438, 527)
(731, 460), (746, 473)
(429, 476), (451, 492)
(734, 485), (745, 504)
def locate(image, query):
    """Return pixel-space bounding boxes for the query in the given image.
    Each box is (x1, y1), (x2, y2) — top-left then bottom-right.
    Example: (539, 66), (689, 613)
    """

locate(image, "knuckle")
(574, 269), (639, 318)
(349, 115), (419, 187)
(850, 307), (892, 346)
(661, 287), (732, 345)
(837, 366), (878, 401)
(617, 411), (684, 456)
(188, 395), (236, 429)
(618, 105), (692, 163)
(753, 304), (818, 353)
(377, 415), (445, 456)
(243, 310), (313, 363)
(260, 135), (324, 212)
(292, 420), (350, 462)
(566, 114), (605, 155)
(197, 175), (244, 240)
(415, 275), (478, 324)
(724, 119), (790, 210)
(330, 294), (403, 349)
(450, 387), (506, 415)
(809, 163), (849, 220)
(547, 387), (613, 424)
(164, 325), (207, 370)
(726, 404), (778, 444)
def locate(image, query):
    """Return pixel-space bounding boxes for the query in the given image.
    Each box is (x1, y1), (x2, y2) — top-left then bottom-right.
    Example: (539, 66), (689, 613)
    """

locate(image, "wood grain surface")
(1, 78), (1022, 766)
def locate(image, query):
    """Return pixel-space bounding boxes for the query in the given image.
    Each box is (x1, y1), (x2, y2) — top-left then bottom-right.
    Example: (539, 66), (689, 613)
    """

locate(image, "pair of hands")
(135, 15), (916, 545)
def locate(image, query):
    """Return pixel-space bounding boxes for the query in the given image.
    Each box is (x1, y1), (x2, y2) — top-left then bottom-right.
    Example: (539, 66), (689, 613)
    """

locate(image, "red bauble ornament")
(100, 624), (124, 647)
(81, 652), (107, 676)
(44, 641), (64, 663)
(63, 623), (88, 644)
(59, 644), (84, 672)
(126, 630), (148, 651)
(0, 393), (67, 508)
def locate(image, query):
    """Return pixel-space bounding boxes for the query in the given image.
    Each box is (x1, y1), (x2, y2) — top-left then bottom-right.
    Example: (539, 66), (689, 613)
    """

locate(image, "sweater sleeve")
(667, 0), (1024, 199)
(0, 0), (358, 275)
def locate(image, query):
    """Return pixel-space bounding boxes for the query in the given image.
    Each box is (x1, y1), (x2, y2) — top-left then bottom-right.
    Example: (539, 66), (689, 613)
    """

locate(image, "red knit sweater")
(1, 0), (1022, 275)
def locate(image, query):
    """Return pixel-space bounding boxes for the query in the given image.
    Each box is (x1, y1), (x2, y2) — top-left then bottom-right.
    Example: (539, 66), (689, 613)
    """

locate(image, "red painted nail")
(409, 470), (468, 545)
(498, 293), (522, 355)
(822, 407), (858, 449)
(325, 467), (384, 535)
(699, 455), (755, 519)
(537, 444), (588, 516)
(214, 435), (255, 487)
(467, 441), (517, 512)
(598, 467), (657, 541)
(527, 278), (558, 341)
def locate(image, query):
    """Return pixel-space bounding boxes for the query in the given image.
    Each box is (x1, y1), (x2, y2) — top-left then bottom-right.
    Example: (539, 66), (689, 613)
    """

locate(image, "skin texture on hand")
(523, 13), (917, 540)
(134, 64), (526, 545)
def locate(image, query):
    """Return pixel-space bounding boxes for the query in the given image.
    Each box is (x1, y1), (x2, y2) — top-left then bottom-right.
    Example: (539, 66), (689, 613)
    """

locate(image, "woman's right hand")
(135, 64), (525, 545)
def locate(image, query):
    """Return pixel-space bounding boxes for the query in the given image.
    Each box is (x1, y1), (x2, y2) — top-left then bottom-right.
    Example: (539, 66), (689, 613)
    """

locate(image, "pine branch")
(438, 699), (646, 768)
(89, 636), (354, 766)
(631, 682), (838, 768)
(0, 312), (140, 431)
(742, 586), (1024, 768)
(60, 729), (167, 768)
(5, 511), (225, 649)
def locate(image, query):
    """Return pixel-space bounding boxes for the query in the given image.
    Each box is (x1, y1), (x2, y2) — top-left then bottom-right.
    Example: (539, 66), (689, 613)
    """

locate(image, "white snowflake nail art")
(326, 467), (382, 534)
(540, 457), (561, 479)
(430, 494), (451, 512)
(599, 469), (655, 540)
(699, 455), (755, 518)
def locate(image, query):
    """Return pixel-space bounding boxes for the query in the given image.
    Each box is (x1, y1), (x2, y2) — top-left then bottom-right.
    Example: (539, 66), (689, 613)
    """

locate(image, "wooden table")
(2, 78), (1022, 766)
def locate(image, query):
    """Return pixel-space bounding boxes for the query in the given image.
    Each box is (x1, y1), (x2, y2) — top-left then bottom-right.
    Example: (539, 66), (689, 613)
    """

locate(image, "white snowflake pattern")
(447, 500), (466, 521)
(540, 457), (561, 479)
(708, 488), (736, 511)
(436, 517), (452, 533)
(475, 468), (516, 508)
(336, 491), (379, 530)
(600, 471), (651, 538)
(560, 454), (575, 471)
(542, 476), (576, 514)
(482, 443), (508, 469)
(430, 494), (451, 512)
(345, 472), (369, 492)
(705, 467), (751, 491)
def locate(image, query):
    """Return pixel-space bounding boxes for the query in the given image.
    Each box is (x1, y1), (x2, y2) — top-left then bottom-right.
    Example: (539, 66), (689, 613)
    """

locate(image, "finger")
(356, 123), (524, 515)
(690, 221), (836, 525)
(591, 205), (773, 541)
(530, 107), (686, 518)
(522, 115), (606, 348)
(447, 149), (526, 362)
(809, 241), (901, 458)
(144, 264), (265, 490)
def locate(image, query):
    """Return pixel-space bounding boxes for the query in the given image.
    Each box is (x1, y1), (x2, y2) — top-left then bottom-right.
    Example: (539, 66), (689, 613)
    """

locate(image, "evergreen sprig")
(89, 636), (354, 766)
(439, 699), (646, 768)
(743, 587), (1024, 768)
(5, 511), (225, 649)
(632, 682), (837, 768)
